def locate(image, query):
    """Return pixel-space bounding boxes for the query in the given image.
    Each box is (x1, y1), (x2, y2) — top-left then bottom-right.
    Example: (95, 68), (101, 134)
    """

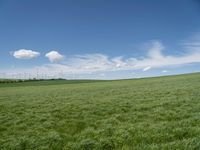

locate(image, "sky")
(0, 0), (200, 79)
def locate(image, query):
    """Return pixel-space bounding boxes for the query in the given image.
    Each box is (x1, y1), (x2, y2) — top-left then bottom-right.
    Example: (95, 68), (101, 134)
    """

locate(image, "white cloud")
(133, 41), (200, 69)
(111, 56), (126, 68)
(45, 51), (64, 62)
(13, 49), (40, 59)
(143, 66), (151, 71)
(162, 70), (168, 73)
(148, 41), (164, 59)
(5, 39), (200, 79)
(42, 40), (200, 74)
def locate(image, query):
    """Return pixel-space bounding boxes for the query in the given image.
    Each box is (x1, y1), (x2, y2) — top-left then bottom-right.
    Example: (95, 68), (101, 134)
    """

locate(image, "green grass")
(0, 73), (200, 149)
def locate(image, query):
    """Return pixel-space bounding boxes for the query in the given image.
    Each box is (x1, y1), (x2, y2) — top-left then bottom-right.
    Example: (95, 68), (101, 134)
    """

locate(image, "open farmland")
(0, 73), (200, 149)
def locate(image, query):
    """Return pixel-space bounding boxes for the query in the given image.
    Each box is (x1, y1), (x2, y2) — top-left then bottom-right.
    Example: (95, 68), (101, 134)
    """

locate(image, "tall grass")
(0, 73), (200, 149)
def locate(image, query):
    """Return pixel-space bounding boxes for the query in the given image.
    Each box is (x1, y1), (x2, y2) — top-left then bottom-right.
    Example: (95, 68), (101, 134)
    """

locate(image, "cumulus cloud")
(45, 51), (64, 62)
(13, 49), (40, 59)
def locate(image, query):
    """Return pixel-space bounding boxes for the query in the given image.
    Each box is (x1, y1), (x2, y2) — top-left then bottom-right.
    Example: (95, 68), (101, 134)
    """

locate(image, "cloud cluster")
(132, 41), (200, 70)
(12, 49), (64, 63)
(17, 39), (199, 76)
(7, 39), (200, 79)
(13, 49), (40, 59)
(45, 51), (64, 63)
(52, 41), (200, 73)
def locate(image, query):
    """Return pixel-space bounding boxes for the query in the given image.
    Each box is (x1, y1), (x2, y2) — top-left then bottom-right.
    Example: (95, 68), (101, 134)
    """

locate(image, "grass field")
(0, 73), (200, 149)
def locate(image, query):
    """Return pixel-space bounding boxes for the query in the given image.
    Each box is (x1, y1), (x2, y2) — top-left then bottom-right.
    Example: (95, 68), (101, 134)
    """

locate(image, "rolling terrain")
(0, 73), (200, 149)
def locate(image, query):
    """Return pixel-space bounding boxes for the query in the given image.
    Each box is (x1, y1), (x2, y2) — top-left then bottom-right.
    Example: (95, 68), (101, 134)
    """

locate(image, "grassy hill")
(0, 73), (200, 149)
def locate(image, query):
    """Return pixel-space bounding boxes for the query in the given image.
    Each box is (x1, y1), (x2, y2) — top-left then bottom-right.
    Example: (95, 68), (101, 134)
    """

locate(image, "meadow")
(0, 73), (200, 149)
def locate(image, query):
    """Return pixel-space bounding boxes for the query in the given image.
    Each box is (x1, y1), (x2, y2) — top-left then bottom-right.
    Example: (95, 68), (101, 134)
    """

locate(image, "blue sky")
(0, 0), (200, 79)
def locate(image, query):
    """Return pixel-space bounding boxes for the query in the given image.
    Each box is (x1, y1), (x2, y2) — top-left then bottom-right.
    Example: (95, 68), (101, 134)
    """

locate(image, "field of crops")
(0, 73), (200, 149)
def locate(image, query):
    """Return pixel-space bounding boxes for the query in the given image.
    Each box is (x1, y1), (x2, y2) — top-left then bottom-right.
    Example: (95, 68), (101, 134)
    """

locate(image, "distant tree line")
(0, 78), (66, 83)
